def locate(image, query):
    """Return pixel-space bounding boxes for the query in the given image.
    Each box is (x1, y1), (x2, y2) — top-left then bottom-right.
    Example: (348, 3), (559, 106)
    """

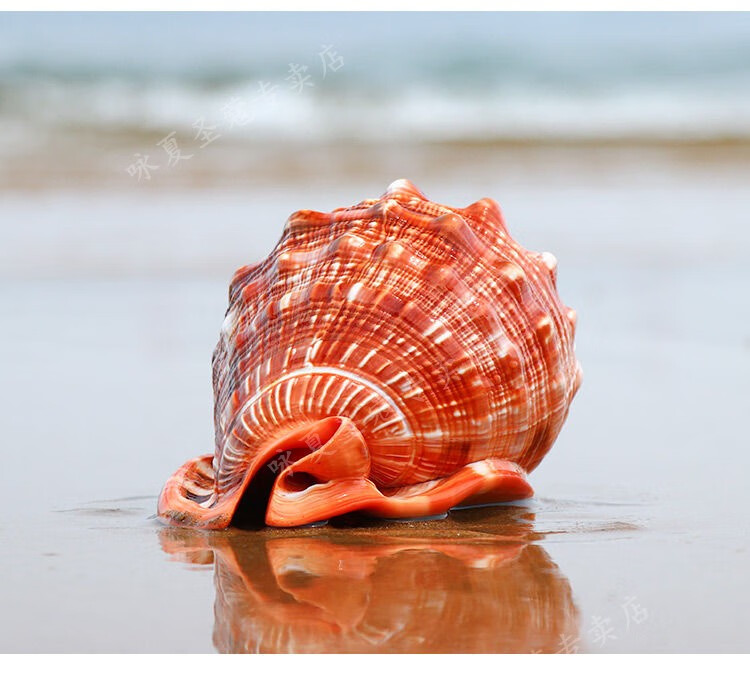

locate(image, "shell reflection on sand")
(159, 508), (579, 653)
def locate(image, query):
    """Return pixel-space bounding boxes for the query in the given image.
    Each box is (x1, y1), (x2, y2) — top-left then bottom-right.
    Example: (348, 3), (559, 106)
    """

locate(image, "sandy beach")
(1, 145), (749, 651)
(1, 12), (750, 653)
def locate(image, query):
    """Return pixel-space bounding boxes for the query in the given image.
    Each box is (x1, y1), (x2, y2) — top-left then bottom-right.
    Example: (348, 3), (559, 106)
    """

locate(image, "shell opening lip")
(157, 417), (350, 530)
(229, 416), (347, 528)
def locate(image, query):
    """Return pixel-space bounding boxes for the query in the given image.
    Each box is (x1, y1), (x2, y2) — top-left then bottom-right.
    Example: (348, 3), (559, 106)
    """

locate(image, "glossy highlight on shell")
(158, 179), (581, 529)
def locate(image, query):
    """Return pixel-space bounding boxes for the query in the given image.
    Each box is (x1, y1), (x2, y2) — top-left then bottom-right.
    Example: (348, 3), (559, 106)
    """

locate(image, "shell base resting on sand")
(158, 180), (581, 529)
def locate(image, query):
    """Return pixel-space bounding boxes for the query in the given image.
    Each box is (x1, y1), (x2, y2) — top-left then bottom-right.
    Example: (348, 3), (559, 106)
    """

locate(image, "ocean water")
(1, 11), (750, 148)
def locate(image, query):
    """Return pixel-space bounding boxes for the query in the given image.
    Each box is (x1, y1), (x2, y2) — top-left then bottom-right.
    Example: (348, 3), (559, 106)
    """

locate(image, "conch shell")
(158, 179), (581, 528)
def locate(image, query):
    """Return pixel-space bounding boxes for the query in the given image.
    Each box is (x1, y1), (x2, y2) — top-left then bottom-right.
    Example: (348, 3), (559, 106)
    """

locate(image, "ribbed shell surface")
(158, 179), (581, 528)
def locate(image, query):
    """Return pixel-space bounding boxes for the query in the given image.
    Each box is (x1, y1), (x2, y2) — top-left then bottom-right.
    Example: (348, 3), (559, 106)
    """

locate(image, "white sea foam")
(1, 12), (749, 145)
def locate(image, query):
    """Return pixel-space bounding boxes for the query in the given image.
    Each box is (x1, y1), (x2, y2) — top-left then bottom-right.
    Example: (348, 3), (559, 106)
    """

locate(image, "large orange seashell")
(158, 179), (581, 529)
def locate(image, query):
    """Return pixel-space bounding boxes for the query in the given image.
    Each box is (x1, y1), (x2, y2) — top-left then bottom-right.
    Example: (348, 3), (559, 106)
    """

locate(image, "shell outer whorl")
(160, 179), (581, 528)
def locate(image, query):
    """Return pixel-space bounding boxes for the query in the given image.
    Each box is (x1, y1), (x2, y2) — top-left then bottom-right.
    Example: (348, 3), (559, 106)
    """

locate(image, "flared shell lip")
(158, 417), (349, 529)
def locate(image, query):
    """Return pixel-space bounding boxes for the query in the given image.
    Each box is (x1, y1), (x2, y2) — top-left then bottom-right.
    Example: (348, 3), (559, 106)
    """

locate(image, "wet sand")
(1, 148), (749, 652)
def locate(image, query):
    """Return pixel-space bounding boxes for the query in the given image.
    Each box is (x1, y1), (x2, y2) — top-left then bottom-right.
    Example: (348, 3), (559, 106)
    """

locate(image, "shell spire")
(158, 180), (581, 528)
